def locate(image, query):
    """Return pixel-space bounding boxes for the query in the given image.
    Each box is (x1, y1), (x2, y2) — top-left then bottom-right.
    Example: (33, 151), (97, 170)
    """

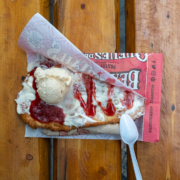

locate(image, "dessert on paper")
(16, 13), (162, 142)
(15, 59), (145, 131)
(40, 53), (163, 143)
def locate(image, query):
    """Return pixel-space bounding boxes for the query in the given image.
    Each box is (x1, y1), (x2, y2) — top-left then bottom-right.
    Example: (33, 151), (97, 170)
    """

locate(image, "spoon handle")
(129, 144), (142, 180)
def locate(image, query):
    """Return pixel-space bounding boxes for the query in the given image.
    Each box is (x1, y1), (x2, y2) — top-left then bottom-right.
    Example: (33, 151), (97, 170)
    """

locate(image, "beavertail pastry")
(15, 60), (145, 131)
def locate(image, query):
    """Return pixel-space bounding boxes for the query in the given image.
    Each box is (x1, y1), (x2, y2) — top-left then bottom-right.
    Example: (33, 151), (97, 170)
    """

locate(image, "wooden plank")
(0, 1), (50, 179)
(125, 0), (135, 53)
(54, 0), (120, 52)
(53, 0), (121, 179)
(126, 0), (180, 179)
(125, 0), (137, 179)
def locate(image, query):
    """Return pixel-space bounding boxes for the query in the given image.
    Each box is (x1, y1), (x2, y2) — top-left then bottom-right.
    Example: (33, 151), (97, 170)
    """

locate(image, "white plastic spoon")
(120, 114), (142, 180)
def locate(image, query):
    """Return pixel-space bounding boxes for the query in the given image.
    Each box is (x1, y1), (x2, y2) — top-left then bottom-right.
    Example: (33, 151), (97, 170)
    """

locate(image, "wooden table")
(1, 0), (179, 179)
(0, 1), (50, 179)
(126, 0), (180, 179)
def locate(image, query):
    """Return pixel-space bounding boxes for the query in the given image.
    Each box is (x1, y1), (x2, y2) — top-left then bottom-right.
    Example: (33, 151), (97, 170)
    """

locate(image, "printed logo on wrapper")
(77, 128), (90, 135)
(110, 69), (141, 90)
(86, 53), (148, 62)
(59, 131), (68, 136)
(27, 30), (43, 48)
(135, 53), (148, 62)
(46, 40), (101, 80)
(47, 40), (62, 57)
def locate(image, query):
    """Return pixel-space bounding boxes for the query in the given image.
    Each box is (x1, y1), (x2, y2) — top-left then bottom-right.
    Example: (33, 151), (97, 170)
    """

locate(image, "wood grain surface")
(125, 0), (137, 179)
(126, 0), (180, 179)
(0, 1), (50, 179)
(53, 0), (121, 179)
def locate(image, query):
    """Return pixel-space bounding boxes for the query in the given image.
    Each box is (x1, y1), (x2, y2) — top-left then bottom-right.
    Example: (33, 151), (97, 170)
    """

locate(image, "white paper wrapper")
(18, 13), (136, 92)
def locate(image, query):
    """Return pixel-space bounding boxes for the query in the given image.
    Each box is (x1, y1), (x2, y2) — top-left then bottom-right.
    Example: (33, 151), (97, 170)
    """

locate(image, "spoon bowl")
(120, 114), (138, 144)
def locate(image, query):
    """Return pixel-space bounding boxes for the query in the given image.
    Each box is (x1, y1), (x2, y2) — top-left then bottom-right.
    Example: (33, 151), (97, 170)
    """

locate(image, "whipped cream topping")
(16, 66), (145, 127)
(15, 76), (35, 114)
